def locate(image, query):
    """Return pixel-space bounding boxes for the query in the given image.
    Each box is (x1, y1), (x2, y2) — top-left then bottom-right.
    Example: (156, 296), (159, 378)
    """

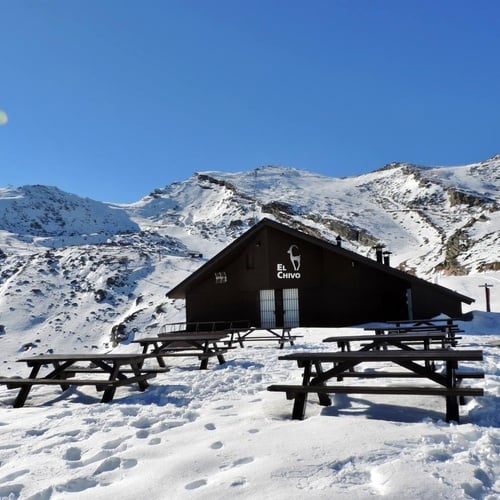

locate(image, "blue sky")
(1, 0), (499, 203)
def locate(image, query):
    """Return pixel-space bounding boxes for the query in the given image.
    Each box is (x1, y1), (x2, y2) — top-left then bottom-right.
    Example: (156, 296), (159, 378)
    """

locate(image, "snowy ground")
(0, 313), (499, 499)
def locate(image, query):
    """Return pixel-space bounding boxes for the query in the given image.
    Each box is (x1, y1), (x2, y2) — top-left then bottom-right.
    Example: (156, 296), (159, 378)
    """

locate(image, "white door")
(260, 289), (276, 328)
(283, 288), (300, 328)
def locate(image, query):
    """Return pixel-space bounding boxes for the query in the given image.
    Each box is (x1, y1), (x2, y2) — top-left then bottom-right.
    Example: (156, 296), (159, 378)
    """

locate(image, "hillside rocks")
(435, 229), (470, 275)
(447, 187), (498, 210)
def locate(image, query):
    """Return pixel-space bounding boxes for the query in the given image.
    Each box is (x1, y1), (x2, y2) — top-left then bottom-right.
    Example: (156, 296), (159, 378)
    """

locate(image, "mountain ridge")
(0, 156), (498, 360)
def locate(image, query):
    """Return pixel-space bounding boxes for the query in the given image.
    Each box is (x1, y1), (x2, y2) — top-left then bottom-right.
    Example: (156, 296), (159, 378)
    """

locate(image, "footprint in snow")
(120, 407), (139, 417)
(215, 405), (233, 410)
(93, 456), (121, 475)
(185, 479), (207, 490)
(220, 457), (254, 471)
(122, 458), (138, 469)
(204, 423), (216, 431)
(234, 457), (254, 467)
(101, 438), (125, 450)
(55, 477), (99, 493)
(64, 447), (82, 462)
(230, 477), (248, 488)
(210, 441), (224, 450)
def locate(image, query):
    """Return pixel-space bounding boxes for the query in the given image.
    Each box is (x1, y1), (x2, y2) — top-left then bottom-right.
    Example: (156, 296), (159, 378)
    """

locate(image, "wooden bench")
(230, 336), (302, 345)
(268, 384), (483, 398)
(0, 353), (158, 407)
(0, 373), (157, 391)
(267, 349), (484, 422)
(62, 367), (170, 375)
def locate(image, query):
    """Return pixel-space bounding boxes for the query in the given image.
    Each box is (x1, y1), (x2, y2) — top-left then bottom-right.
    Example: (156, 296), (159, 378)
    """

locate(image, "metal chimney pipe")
(383, 251), (392, 266)
(374, 244), (384, 263)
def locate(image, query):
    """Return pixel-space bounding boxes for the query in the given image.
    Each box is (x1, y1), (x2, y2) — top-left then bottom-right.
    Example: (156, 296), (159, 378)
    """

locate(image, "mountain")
(0, 185), (139, 239)
(0, 156), (499, 363)
(127, 155), (499, 275)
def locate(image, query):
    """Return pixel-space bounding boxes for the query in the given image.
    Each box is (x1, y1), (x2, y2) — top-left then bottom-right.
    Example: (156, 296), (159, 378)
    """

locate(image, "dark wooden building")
(167, 218), (474, 328)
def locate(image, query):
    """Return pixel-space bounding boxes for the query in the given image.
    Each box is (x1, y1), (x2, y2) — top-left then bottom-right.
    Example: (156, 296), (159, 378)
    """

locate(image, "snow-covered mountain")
(0, 156), (499, 363)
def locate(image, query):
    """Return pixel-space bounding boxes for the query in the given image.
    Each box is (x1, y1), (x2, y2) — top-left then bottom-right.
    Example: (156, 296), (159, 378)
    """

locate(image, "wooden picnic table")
(323, 332), (448, 352)
(371, 318), (463, 339)
(157, 319), (300, 349)
(224, 327), (302, 348)
(268, 349), (484, 422)
(133, 332), (231, 369)
(388, 317), (462, 326)
(0, 353), (160, 408)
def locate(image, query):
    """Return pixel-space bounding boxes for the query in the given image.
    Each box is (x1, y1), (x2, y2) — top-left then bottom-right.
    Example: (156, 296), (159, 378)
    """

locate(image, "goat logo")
(287, 244), (301, 271)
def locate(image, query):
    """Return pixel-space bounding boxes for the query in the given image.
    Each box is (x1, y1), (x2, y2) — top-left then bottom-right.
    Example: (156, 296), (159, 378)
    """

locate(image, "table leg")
(314, 361), (332, 407)
(236, 332), (244, 348)
(13, 364), (42, 408)
(130, 361), (150, 391)
(149, 342), (167, 368)
(213, 342), (226, 365)
(229, 331), (244, 348)
(445, 360), (459, 422)
(292, 361), (312, 420)
(101, 362), (120, 403)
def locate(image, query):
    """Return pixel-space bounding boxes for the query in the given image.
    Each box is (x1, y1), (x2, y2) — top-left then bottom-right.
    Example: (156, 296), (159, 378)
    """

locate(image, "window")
(214, 272), (228, 284)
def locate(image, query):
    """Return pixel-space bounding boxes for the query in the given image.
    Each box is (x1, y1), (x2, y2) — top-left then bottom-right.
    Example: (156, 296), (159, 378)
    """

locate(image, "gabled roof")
(167, 217), (474, 304)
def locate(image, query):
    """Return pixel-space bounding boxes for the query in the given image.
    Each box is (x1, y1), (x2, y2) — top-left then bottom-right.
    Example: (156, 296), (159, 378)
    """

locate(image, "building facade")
(167, 218), (473, 328)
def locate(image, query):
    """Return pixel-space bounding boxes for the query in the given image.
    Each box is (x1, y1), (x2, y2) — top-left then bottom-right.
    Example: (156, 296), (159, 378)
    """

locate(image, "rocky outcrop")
(434, 229), (470, 275)
(447, 188), (497, 209)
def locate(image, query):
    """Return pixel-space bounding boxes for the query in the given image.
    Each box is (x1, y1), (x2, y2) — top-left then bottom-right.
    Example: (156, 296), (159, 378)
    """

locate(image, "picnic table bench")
(369, 318), (464, 344)
(157, 320), (300, 349)
(133, 332), (232, 370)
(224, 327), (302, 349)
(0, 353), (161, 408)
(268, 349), (484, 423)
(323, 332), (449, 352)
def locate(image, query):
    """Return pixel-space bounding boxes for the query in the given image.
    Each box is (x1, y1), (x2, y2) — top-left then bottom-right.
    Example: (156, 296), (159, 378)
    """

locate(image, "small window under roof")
(214, 271), (228, 284)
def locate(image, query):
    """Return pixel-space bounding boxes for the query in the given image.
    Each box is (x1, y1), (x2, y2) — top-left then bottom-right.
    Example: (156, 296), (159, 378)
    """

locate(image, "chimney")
(336, 235), (342, 247)
(383, 251), (392, 266)
(374, 244), (384, 263)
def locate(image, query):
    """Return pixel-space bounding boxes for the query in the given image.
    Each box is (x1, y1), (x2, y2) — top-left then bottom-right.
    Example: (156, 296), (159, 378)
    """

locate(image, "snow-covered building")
(167, 218), (474, 327)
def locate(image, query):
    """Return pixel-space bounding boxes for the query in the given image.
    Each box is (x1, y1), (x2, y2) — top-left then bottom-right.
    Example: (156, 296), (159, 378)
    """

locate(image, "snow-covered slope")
(0, 156), (499, 362)
(0, 185), (139, 240)
(128, 155), (499, 275)
(0, 157), (499, 499)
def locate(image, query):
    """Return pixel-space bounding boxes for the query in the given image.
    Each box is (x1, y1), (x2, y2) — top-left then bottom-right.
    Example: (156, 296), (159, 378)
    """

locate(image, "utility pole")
(478, 283), (493, 312)
(252, 168), (258, 225)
